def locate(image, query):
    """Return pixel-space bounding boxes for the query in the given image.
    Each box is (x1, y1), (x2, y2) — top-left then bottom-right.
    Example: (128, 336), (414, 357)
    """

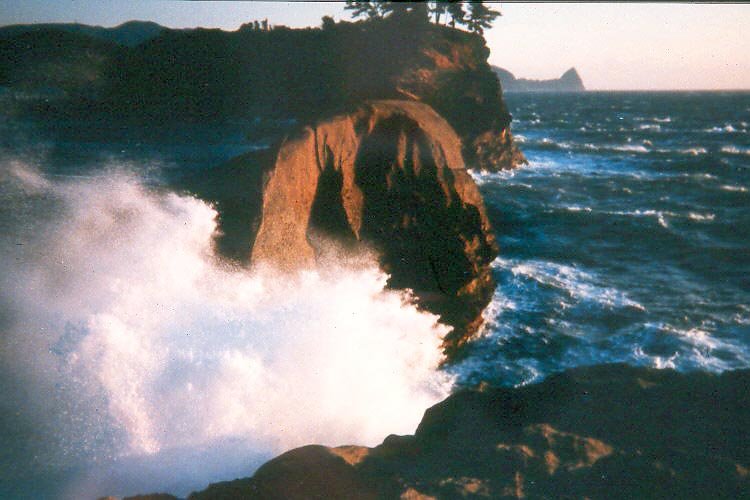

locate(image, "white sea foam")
(644, 322), (749, 371)
(559, 206), (677, 229)
(721, 184), (748, 192)
(721, 145), (750, 156)
(492, 257), (645, 312)
(688, 212), (716, 222)
(675, 147), (708, 156)
(0, 161), (451, 497)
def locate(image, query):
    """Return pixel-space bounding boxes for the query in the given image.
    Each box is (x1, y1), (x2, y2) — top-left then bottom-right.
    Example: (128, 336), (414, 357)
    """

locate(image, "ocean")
(451, 91), (750, 388)
(1, 90), (748, 498)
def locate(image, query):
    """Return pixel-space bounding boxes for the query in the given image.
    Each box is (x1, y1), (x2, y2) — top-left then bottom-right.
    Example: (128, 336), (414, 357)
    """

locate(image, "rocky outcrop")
(249, 100), (498, 350)
(186, 364), (750, 499)
(493, 66), (586, 93)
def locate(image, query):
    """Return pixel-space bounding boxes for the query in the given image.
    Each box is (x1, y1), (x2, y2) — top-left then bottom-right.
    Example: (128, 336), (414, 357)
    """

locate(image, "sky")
(0, 1), (748, 90)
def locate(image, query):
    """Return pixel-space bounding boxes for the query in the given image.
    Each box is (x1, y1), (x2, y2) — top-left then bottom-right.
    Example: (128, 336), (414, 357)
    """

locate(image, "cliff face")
(249, 100), (498, 350)
(185, 364), (750, 499)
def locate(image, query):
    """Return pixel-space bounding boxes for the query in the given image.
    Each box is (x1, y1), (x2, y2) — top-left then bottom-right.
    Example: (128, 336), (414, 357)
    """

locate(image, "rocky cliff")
(173, 364), (750, 499)
(202, 100), (498, 351)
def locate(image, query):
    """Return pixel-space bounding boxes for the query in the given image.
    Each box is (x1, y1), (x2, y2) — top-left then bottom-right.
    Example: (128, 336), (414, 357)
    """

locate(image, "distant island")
(493, 66), (585, 93)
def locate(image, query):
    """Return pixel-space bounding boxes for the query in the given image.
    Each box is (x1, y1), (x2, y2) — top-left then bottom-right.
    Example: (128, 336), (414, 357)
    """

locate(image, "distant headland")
(493, 66), (585, 93)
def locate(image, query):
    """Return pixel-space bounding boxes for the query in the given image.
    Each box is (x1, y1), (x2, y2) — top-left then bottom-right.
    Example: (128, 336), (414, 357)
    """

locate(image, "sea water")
(0, 91), (748, 498)
(451, 91), (750, 387)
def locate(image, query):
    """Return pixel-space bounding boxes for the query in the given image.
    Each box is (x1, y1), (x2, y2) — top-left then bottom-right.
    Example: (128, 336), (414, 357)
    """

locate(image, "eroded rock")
(249, 100), (498, 350)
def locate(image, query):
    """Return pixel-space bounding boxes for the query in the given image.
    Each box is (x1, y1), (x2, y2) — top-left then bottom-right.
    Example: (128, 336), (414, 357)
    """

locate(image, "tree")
(380, 1), (429, 20)
(344, 1), (380, 20)
(429, 1), (448, 24)
(345, 1), (429, 22)
(466, 1), (501, 35)
(446, 1), (466, 28)
(321, 15), (336, 30)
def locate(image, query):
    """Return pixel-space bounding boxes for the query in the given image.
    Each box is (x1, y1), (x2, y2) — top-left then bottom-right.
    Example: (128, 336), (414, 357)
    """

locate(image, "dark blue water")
(451, 91), (750, 387)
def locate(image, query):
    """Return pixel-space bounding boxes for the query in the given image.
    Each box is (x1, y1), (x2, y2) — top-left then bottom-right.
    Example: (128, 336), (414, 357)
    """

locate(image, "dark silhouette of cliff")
(0, 15), (524, 170)
(0, 20), (164, 47)
(493, 66), (586, 93)
(0, 29), (124, 96)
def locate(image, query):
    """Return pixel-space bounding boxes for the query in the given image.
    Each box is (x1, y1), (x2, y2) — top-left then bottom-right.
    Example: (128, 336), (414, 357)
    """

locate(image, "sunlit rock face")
(249, 100), (498, 352)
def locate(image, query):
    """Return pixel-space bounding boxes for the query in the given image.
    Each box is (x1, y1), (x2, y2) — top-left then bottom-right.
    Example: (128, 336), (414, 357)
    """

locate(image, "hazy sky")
(1, 1), (748, 90)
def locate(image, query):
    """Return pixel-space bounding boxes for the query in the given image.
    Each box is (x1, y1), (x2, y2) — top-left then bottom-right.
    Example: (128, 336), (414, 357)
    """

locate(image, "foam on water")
(720, 184), (748, 192)
(493, 257), (645, 312)
(0, 161), (451, 498)
(721, 145), (750, 156)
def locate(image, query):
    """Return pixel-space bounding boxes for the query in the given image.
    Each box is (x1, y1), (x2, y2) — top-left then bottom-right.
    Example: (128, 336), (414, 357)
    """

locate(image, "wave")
(721, 145), (750, 156)
(557, 206), (674, 228)
(492, 257), (645, 312)
(558, 206), (719, 227)
(635, 322), (750, 372)
(0, 161), (451, 498)
(638, 124), (662, 131)
(522, 137), (709, 157)
(661, 147), (708, 156)
(635, 116), (672, 123)
(688, 212), (716, 222)
(704, 124), (740, 133)
(720, 184), (748, 192)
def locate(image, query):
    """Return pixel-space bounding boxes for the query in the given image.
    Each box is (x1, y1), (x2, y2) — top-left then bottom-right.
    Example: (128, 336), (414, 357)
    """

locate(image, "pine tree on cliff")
(344, 1), (381, 19)
(446, 1), (466, 28)
(346, 1), (429, 21)
(466, 1), (501, 35)
(380, 1), (429, 20)
(429, 1), (448, 24)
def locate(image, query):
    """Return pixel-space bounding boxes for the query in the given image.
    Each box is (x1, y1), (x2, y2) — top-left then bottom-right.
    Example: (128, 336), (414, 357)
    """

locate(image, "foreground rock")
(179, 364), (749, 499)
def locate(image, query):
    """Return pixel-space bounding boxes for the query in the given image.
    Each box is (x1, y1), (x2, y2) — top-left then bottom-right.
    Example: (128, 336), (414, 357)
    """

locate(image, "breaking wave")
(0, 160), (451, 498)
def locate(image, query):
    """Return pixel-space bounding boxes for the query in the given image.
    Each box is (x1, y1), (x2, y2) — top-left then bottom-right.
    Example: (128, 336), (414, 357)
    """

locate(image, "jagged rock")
(188, 364), (750, 499)
(493, 66), (586, 93)
(249, 100), (498, 350)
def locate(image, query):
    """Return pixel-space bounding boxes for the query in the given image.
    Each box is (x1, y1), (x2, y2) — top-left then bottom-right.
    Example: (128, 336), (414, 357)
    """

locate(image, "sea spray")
(0, 161), (452, 498)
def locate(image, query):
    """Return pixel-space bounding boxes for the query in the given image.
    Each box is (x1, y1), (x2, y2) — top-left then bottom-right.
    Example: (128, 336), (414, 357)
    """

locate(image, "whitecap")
(633, 346), (678, 370)
(652, 323), (749, 369)
(688, 212), (716, 222)
(606, 208), (677, 228)
(704, 125), (737, 133)
(721, 145), (750, 156)
(659, 147), (708, 156)
(608, 143), (650, 154)
(562, 205), (593, 213)
(492, 257), (645, 311)
(720, 184), (748, 192)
